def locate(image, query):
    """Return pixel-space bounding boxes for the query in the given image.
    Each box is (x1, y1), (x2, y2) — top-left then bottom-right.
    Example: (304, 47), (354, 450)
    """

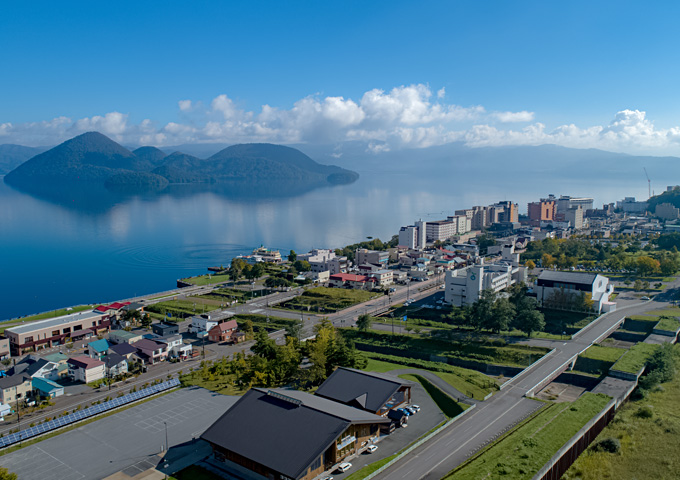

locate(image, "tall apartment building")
(425, 215), (470, 242)
(495, 201), (518, 223)
(560, 206), (584, 230)
(399, 221), (427, 249)
(528, 198), (557, 226)
(617, 197), (648, 213)
(298, 249), (348, 274)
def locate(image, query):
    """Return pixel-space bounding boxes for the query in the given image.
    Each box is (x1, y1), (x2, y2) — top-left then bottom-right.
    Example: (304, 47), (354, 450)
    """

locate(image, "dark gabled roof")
(109, 342), (137, 356)
(24, 358), (50, 377)
(201, 388), (388, 479)
(105, 352), (126, 368)
(0, 373), (31, 389)
(537, 270), (599, 286)
(315, 367), (407, 413)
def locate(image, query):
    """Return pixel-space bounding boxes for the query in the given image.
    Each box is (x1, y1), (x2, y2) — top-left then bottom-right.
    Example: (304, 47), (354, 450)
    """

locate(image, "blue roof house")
(32, 377), (64, 398)
(86, 339), (112, 360)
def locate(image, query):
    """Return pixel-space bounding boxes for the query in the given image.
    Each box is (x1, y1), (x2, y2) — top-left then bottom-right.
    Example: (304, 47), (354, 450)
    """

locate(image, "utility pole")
(16, 398), (21, 447)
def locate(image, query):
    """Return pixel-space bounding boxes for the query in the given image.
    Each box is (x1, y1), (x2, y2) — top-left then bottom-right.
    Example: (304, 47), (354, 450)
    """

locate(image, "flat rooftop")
(6, 310), (101, 335)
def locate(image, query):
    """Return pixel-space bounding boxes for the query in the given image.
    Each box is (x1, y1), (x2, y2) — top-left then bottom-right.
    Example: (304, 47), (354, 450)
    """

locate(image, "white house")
(67, 355), (105, 383)
(534, 271), (614, 313)
(188, 313), (235, 334)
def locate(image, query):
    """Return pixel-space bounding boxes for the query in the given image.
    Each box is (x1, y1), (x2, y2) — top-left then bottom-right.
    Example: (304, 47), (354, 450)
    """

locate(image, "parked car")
(411, 404), (421, 412)
(366, 445), (378, 453)
(336, 462), (352, 473)
(404, 407), (416, 414)
(641, 296), (651, 301)
(398, 408), (412, 416)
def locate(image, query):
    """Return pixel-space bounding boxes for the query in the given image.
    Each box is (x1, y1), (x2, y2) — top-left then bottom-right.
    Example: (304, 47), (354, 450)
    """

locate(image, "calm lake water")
(0, 165), (650, 320)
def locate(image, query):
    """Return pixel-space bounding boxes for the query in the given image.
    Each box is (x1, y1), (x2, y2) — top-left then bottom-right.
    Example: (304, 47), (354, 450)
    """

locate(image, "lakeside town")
(1, 187), (680, 480)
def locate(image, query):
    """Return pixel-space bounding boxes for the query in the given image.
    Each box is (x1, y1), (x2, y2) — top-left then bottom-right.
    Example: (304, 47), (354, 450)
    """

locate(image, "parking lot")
(1, 387), (237, 480)
(329, 380), (447, 479)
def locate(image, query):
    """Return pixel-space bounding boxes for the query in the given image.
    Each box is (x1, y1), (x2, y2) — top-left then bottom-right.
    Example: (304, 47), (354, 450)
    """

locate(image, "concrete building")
(5, 310), (111, 356)
(67, 355), (105, 383)
(367, 269), (394, 287)
(558, 206), (585, 230)
(0, 337), (10, 361)
(556, 196), (594, 213)
(398, 225), (419, 249)
(656, 203), (680, 220)
(425, 215), (470, 242)
(355, 249), (389, 268)
(528, 199), (556, 226)
(495, 201), (519, 223)
(189, 312), (235, 334)
(534, 271), (614, 313)
(108, 330), (145, 345)
(617, 197), (648, 214)
(444, 261), (525, 307)
(329, 273), (369, 289)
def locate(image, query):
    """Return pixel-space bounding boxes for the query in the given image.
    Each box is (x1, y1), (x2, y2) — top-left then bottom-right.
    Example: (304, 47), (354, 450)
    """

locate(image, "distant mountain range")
(0, 144), (50, 175)
(3, 132), (360, 190)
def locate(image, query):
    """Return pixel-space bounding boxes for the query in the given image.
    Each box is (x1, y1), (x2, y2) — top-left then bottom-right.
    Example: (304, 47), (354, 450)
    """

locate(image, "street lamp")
(164, 421), (169, 452)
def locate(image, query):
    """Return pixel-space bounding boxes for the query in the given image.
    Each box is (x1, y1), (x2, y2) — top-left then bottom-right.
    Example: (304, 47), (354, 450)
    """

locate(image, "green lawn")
(445, 393), (612, 480)
(344, 328), (549, 369)
(364, 354), (494, 399)
(655, 316), (680, 332)
(180, 274), (232, 286)
(233, 313), (298, 331)
(580, 345), (627, 363)
(145, 299), (222, 319)
(563, 346), (680, 480)
(179, 371), (245, 396)
(573, 345), (627, 375)
(278, 286), (380, 313)
(611, 343), (659, 374)
(399, 374), (468, 418)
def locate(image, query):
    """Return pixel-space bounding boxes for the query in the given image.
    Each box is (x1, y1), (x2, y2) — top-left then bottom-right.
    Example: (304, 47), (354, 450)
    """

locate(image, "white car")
(336, 462), (352, 473)
(411, 404), (421, 412)
(366, 445), (378, 453)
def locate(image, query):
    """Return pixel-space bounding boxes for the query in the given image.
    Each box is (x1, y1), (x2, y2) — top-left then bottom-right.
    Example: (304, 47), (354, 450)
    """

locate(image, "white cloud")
(492, 110), (535, 123)
(4, 86), (680, 156)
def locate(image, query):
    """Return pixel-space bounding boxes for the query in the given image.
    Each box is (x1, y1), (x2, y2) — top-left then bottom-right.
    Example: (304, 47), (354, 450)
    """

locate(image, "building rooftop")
(87, 339), (111, 353)
(32, 376), (63, 393)
(109, 342), (137, 356)
(201, 388), (388, 479)
(210, 319), (238, 333)
(110, 330), (143, 340)
(6, 310), (102, 336)
(537, 270), (600, 286)
(67, 355), (105, 370)
(315, 367), (408, 413)
(330, 273), (368, 282)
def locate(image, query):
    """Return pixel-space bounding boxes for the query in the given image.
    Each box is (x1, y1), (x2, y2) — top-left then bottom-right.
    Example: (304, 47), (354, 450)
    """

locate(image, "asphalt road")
(372, 289), (677, 480)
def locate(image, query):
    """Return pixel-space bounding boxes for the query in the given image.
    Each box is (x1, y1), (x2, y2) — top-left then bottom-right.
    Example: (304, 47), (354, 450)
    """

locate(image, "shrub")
(636, 406), (654, 418)
(593, 437), (621, 454)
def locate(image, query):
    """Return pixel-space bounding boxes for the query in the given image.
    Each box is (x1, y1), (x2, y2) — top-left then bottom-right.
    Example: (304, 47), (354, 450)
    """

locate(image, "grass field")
(399, 374), (468, 418)
(279, 286), (380, 313)
(344, 328), (549, 369)
(145, 298), (222, 319)
(445, 393), (612, 480)
(611, 343), (659, 374)
(655, 317), (680, 332)
(364, 355), (495, 399)
(180, 274), (231, 286)
(563, 346), (680, 480)
(573, 345), (627, 376)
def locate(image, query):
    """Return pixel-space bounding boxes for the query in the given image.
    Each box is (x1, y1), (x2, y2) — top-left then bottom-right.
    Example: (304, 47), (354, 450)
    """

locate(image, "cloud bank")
(2, 84), (680, 155)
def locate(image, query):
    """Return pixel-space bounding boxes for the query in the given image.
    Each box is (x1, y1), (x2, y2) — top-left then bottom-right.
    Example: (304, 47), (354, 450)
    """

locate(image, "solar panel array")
(0, 378), (180, 449)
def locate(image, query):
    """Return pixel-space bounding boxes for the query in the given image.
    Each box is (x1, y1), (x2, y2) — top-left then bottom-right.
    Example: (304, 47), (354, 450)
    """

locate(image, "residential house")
(67, 356), (105, 383)
(157, 334), (192, 359)
(131, 339), (168, 364)
(189, 312), (235, 334)
(208, 320), (239, 343)
(105, 353), (128, 377)
(32, 377), (64, 399)
(87, 339), (112, 360)
(8, 355), (60, 381)
(109, 342), (138, 360)
(108, 330), (145, 345)
(329, 273), (369, 289)
(315, 367), (412, 416)
(43, 352), (70, 378)
(202, 388), (388, 480)
(367, 269), (394, 287)
(0, 374), (33, 404)
(151, 322), (179, 337)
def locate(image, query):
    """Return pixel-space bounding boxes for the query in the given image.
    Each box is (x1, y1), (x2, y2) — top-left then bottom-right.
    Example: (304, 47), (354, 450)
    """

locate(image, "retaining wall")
(609, 366), (645, 382)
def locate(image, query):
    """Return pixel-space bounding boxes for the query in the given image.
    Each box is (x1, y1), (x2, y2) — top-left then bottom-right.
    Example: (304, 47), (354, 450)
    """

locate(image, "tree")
(660, 257), (679, 276)
(485, 297), (515, 333)
(285, 321), (302, 340)
(469, 289), (496, 331)
(541, 253), (556, 268)
(515, 309), (545, 337)
(242, 319), (255, 340)
(228, 257), (247, 282)
(251, 262), (266, 279)
(633, 279), (643, 291)
(356, 314), (371, 332)
(140, 313), (152, 329)
(251, 328), (278, 361)
(525, 259), (536, 270)
(293, 260), (311, 272)
(0, 468), (17, 480)
(288, 250), (297, 262)
(636, 256), (660, 277)
(476, 234), (497, 255)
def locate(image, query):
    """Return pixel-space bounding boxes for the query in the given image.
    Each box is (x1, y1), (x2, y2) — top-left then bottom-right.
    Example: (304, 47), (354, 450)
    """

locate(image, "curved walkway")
(381, 368), (478, 404)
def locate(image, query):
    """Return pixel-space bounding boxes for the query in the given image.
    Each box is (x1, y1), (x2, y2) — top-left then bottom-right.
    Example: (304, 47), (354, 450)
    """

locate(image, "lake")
(0, 165), (649, 320)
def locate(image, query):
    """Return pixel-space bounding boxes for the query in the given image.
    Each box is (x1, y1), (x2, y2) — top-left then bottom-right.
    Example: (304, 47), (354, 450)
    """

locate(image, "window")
(63, 328), (71, 334)
(52, 330), (60, 337)
(74, 326), (82, 331)
(24, 336), (33, 343)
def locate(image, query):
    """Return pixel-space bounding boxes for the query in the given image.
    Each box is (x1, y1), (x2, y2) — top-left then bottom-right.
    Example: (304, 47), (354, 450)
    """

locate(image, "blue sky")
(2, 0), (680, 153)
